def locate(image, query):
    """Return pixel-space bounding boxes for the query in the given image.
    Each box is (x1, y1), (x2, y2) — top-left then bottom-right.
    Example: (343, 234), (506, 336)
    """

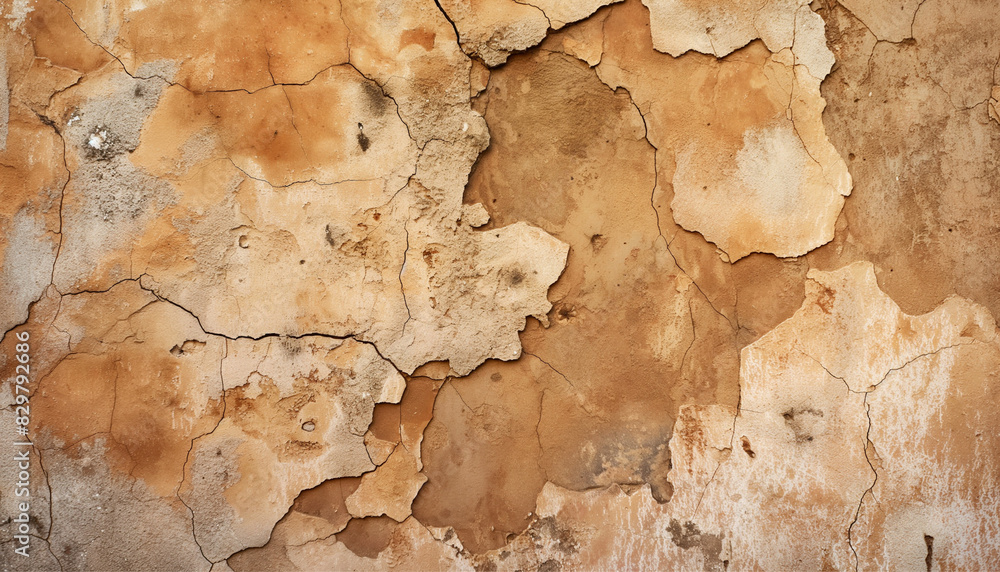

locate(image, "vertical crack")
(174, 338), (230, 566)
(533, 388), (548, 480)
(36, 445), (63, 571)
(847, 394), (878, 571)
(399, 220), (412, 334)
(619, 87), (735, 330)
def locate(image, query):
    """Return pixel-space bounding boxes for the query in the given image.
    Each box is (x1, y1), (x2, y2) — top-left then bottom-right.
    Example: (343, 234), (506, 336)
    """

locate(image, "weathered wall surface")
(0, 0), (997, 569)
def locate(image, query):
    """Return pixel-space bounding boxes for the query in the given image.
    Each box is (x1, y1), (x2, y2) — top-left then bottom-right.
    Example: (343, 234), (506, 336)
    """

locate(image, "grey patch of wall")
(1, 47), (8, 151)
(0, 211), (57, 335)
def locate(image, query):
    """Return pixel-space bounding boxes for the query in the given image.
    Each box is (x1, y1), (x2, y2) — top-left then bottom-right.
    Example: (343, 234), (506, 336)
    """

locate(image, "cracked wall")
(1, 0), (998, 570)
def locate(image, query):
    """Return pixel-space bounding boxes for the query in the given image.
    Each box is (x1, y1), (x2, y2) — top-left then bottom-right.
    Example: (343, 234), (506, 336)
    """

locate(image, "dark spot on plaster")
(667, 519), (724, 568)
(422, 248), (438, 266)
(509, 269), (525, 286)
(362, 81), (389, 116)
(357, 123), (371, 152)
(527, 517), (578, 555)
(539, 559), (561, 572)
(337, 516), (398, 558)
(741, 436), (755, 458)
(474, 561), (497, 572)
(280, 337), (303, 355)
(590, 233), (608, 252)
(782, 408), (824, 443)
(555, 303), (577, 323)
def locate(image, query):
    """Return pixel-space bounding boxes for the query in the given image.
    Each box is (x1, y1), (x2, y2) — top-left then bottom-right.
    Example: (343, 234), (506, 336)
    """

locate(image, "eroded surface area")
(1, 0), (998, 569)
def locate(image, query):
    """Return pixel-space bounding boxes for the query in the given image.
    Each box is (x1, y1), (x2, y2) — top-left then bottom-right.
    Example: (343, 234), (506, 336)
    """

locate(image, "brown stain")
(422, 247), (440, 267)
(601, 0), (786, 151)
(816, 285), (837, 314)
(207, 86), (311, 182)
(23, 290), (226, 498)
(666, 518), (725, 570)
(465, 50), (624, 228)
(128, 85), (225, 178)
(336, 516), (399, 558)
(401, 28), (436, 51)
(897, 313), (918, 340)
(703, 42), (788, 147)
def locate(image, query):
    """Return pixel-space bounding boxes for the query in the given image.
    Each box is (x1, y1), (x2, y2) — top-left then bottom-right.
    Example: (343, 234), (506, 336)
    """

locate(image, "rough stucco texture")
(0, 0), (998, 569)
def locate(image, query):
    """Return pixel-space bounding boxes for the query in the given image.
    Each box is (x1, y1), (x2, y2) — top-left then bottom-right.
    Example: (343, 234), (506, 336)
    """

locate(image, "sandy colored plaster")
(527, 0), (621, 29)
(436, 0), (620, 65)
(346, 446), (427, 521)
(59, 0), (351, 92)
(270, 261), (1000, 570)
(438, 0), (551, 67)
(1, 281), (411, 566)
(26, 0), (569, 379)
(837, 0), (922, 42)
(182, 337), (405, 561)
(641, 0), (826, 66)
(596, 1), (850, 260)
